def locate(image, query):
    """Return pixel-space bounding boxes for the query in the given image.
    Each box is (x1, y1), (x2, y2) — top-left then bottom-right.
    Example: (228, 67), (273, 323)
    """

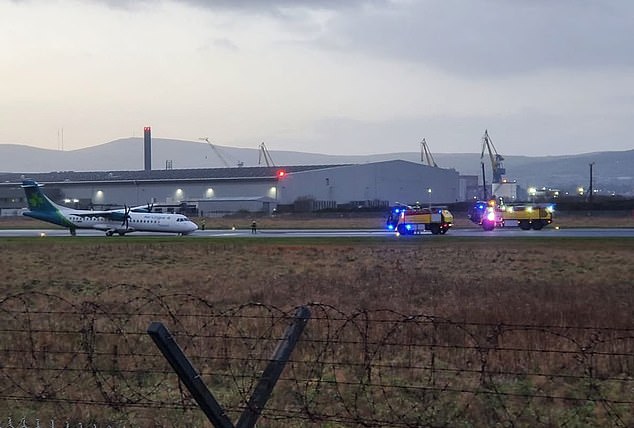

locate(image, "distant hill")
(1, 139), (632, 194)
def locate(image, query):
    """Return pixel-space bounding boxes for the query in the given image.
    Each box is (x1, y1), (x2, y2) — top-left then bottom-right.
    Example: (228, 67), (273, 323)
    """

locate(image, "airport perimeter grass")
(0, 236), (632, 425)
(1, 236), (632, 325)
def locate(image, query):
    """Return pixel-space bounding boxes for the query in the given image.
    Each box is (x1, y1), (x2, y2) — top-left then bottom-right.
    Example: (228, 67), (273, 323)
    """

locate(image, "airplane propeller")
(121, 205), (131, 229)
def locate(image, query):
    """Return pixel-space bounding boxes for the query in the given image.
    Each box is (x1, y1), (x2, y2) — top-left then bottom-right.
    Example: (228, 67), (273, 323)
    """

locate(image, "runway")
(1, 227), (634, 238)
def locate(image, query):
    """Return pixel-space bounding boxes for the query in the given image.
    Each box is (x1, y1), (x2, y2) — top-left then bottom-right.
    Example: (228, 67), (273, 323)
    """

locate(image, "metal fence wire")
(0, 286), (631, 427)
(0, 418), (117, 428)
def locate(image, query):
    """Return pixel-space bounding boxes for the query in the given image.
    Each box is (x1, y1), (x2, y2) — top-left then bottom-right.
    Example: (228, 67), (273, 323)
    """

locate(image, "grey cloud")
(299, 106), (634, 157)
(83, 0), (634, 76)
(181, 0), (375, 9)
(210, 37), (239, 52)
(315, 0), (634, 75)
(97, 0), (381, 14)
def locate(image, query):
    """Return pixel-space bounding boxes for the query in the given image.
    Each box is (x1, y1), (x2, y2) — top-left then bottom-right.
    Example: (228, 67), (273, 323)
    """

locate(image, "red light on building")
(276, 169), (286, 178)
(144, 127), (151, 132)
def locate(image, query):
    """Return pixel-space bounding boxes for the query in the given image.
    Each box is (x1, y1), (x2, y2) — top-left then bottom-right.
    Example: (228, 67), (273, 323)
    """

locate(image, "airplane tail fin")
(21, 180), (60, 213)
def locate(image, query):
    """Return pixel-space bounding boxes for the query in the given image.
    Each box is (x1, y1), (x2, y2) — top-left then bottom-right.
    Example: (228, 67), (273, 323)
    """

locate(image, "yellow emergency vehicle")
(468, 199), (554, 231)
(388, 205), (453, 235)
(499, 204), (554, 230)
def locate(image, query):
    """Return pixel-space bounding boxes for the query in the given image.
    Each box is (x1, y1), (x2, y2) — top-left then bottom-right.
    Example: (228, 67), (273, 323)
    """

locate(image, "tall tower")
(144, 126), (152, 171)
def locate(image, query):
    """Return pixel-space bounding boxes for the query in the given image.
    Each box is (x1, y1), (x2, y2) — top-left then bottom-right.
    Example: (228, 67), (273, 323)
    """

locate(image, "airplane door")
(158, 216), (171, 229)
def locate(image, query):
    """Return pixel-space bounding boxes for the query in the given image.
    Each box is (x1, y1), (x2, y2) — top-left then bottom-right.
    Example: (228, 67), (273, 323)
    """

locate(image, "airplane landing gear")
(105, 230), (114, 237)
(70, 228), (76, 236)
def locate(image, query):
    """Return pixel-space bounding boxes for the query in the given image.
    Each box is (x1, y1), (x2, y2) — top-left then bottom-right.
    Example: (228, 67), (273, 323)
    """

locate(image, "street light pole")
(427, 188), (432, 209)
(588, 162), (595, 204)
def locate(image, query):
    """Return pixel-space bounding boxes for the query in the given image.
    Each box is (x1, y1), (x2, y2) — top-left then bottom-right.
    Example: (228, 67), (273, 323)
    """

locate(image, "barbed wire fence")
(0, 285), (631, 427)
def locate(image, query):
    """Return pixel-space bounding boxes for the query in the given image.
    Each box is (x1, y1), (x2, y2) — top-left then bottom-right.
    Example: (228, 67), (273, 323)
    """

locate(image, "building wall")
(492, 182), (519, 202)
(197, 199), (276, 217)
(459, 175), (481, 201)
(278, 160), (460, 205)
(0, 188), (26, 209)
(52, 181), (277, 207)
(0, 161), (461, 213)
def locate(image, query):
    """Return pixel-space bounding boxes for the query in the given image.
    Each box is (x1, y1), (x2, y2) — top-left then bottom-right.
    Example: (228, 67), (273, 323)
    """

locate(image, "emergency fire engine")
(468, 199), (554, 231)
(387, 205), (454, 235)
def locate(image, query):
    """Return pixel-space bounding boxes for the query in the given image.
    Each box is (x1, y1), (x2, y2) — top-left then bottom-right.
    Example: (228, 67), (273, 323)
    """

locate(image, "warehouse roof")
(0, 164), (349, 185)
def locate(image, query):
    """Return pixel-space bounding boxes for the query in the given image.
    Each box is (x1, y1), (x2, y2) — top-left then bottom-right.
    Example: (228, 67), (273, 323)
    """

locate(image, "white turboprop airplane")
(21, 180), (198, 236)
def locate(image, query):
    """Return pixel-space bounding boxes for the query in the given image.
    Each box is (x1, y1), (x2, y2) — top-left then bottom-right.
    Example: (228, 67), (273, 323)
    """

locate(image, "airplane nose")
(179, 221), (198, 235)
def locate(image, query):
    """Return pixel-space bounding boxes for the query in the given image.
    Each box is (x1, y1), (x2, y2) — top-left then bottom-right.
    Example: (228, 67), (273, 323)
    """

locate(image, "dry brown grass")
(1, 237), (631, 326)
(0, 237), (631, 426)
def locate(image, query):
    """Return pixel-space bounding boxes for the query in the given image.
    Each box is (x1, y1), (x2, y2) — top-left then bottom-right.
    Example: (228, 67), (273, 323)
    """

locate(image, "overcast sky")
(1, 0), (632, 156)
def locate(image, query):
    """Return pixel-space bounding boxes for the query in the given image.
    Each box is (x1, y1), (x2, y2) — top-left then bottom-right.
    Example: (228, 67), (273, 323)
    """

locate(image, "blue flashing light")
(478, 204), (484, 210)
(394, 208), (400, 213)
(387, 224), (394, 230)
(405, 224), (412, 230)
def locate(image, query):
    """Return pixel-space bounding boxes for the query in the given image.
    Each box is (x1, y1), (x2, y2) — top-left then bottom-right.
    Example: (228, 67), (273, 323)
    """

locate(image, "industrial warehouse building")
(0, 160), (463, 216)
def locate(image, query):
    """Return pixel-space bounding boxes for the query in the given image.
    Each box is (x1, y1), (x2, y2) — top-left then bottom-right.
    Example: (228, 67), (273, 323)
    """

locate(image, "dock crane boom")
(480, 130), (506, 184)
(199, 137), (244, 167)
(258, 142), (276, 167)
(199, 137), (230, 167)
(420, 138), (438, 167)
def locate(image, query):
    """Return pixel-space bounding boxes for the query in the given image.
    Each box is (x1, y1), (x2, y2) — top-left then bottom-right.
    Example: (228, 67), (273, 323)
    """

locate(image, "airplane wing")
(128, 204), (154, 213)
(129, 203), (182, 213)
